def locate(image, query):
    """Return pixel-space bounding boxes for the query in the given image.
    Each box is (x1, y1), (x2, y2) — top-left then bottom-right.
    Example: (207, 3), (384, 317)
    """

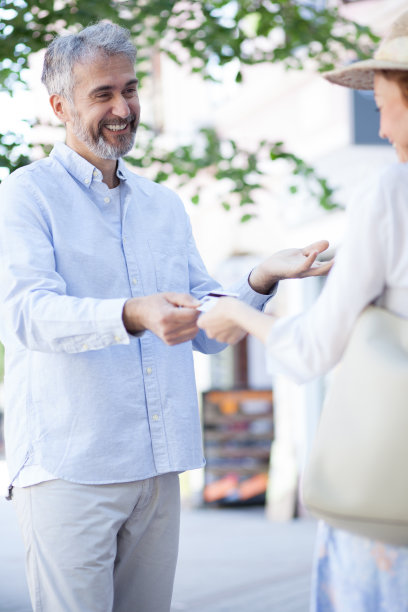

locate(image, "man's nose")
(112, 95), (131, 118)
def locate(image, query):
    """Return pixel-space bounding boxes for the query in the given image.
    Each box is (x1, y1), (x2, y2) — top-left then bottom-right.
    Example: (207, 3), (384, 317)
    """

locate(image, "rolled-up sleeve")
(0, 174), (129, 353)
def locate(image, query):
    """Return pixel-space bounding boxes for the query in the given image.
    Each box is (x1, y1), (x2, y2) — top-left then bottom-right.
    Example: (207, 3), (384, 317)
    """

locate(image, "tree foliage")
(0, 0), (379, 218)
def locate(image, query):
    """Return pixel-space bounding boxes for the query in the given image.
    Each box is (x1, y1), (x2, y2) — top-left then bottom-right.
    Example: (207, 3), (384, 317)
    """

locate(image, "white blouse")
(266, 162), (408, 384)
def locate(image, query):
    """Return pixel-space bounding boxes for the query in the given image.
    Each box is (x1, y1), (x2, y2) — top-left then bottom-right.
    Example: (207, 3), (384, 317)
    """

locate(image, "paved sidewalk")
(172, 508), (316, 612)
(0, 494), (30, 612)
(0, 462), (316, 612)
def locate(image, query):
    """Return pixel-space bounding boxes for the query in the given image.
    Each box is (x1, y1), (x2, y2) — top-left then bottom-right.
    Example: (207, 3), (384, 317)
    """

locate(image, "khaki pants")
(13, 473), (180, 612)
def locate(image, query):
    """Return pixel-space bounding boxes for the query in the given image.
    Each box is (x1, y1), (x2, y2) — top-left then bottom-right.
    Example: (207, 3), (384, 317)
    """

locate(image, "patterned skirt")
(310, 521), (408, 612)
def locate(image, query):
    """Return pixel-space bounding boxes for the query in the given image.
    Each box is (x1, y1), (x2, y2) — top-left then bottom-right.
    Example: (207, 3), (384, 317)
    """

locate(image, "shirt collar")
(116, 158), (128, 182)
(50, 142), (128, 187)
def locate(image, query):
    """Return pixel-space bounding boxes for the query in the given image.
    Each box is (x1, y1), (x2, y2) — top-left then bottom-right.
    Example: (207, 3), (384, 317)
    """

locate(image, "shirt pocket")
(148, 241), (190, 293)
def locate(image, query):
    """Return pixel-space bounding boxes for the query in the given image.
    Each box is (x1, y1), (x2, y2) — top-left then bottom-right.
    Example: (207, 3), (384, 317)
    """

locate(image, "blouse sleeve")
(265, 168), (394, 384)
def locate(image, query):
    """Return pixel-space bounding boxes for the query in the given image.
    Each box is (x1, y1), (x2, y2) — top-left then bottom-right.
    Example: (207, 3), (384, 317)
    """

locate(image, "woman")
(198, 10), (408, 612)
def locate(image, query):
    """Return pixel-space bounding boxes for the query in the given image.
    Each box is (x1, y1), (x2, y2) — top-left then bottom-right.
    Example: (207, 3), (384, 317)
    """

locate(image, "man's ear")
(49, 94), (71, 124)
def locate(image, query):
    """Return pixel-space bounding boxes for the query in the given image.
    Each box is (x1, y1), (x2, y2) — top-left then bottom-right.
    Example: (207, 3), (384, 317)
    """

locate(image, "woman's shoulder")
(378, 161), (408, 191)
(375, 163), (408, 221)
(345, 162), (407, 243)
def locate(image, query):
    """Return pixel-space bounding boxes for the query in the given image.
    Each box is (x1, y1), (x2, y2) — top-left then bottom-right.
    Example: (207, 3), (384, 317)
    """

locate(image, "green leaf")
(240, 213), (253, 223)
(1, 0), (360, 216)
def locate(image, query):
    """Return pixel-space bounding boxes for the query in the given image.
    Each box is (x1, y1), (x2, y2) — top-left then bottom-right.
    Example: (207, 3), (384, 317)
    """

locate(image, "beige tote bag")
(302, 305), (408, 546)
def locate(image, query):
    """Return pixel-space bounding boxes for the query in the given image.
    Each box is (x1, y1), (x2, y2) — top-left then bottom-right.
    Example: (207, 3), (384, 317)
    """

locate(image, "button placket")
(121, 236), (140, 297)
(140, 337), (169, 471)
(120, 199), (144, 298)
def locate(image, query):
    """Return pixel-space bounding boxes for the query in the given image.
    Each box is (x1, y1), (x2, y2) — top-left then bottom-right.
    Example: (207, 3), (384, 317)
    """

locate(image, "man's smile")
(104, 123), (128, 132)
(101, 114), (137, 135)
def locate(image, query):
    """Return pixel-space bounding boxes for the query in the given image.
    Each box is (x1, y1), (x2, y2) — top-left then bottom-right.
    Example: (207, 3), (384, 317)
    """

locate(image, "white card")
(198, 291), (238, 313)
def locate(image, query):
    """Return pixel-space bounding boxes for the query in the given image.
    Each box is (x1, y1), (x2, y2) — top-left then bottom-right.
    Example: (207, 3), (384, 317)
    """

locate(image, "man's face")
(65, 53), (140, 161)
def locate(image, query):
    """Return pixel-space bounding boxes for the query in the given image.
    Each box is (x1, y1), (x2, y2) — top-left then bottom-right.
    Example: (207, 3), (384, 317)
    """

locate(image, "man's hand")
(249, 240), (334, 294)
(123, 293), (200, 346)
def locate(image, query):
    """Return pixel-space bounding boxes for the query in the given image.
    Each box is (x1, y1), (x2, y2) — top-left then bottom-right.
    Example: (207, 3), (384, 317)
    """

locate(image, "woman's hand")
(249, 240), (333, 294)
(198, 297), (277, 345)
(198, 297), (247, 344)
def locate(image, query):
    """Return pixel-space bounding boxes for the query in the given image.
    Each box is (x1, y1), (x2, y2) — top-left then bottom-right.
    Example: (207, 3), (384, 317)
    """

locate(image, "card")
(198, 291), (238, 313)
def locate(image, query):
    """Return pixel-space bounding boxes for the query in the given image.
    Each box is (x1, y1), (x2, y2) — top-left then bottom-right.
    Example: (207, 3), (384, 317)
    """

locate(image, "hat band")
(375, 36), (408, 63)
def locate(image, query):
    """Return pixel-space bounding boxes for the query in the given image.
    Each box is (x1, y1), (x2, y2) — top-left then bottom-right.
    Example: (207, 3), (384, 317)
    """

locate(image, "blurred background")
(0, 1), (405, 610)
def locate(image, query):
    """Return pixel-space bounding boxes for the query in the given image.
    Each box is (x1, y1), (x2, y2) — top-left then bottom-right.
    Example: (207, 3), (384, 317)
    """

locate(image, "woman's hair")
(379, 70), (408, 107)
(41, 22), (136, 103)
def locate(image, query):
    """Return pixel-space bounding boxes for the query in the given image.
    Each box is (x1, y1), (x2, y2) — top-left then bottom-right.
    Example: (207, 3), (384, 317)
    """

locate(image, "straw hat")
(324, 10), (408, 90)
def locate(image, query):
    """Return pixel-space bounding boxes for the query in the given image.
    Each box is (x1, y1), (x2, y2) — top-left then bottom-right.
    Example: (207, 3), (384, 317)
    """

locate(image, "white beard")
(71, 111), (137, 159)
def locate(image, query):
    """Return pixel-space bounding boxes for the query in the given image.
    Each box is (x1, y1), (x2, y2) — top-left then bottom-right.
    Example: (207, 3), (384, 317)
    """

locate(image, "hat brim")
(324, 59), (408, 90)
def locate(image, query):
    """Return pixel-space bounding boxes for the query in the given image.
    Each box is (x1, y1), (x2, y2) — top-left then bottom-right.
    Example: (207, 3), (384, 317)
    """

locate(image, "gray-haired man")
(0, 21), (331, 612)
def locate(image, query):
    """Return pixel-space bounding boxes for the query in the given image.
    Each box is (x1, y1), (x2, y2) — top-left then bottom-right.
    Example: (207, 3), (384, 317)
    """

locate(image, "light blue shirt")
(0, 143), (271, 486)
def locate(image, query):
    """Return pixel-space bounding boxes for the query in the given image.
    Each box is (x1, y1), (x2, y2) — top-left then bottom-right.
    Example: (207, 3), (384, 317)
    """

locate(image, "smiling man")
(47, 37), (141, 184)
(0, 21), (332, 612)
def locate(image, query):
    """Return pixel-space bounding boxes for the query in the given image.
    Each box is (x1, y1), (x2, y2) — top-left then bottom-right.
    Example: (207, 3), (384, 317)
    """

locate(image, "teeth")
(105, 124), (127, 131)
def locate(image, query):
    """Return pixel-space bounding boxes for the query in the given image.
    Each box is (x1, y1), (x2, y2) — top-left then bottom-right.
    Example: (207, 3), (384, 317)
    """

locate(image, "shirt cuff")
(229, 273), (278, 312)
(59, 298), (131, 353)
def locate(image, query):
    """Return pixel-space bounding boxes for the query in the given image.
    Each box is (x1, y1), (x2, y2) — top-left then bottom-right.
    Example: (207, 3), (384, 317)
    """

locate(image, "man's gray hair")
(41, 21), (136, 101)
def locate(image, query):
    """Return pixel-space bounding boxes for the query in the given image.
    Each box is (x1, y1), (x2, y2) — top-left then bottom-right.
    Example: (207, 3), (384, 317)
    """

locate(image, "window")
(352, 90), (389, 146)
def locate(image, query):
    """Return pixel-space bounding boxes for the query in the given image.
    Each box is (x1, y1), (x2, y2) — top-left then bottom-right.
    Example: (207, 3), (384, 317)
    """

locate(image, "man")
(0, 22), (331, 612)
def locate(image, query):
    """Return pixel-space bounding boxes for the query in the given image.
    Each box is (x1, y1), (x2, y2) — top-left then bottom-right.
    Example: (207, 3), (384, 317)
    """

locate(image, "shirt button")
(114, 335), (122, 343)
(104, 197), (110, 203)
(152, 414), (160, 421)
(146, 367), (152, 375)
(93, 170), (98, 177)
(84, 178), (90, 184)
(132, 278), (138, 285)
(123, 237), (127, 244)
(82, 343), (88, 350)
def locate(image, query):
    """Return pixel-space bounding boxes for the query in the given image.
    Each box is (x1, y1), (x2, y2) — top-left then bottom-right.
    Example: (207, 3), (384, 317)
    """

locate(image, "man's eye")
(124, 88), (137, 96)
